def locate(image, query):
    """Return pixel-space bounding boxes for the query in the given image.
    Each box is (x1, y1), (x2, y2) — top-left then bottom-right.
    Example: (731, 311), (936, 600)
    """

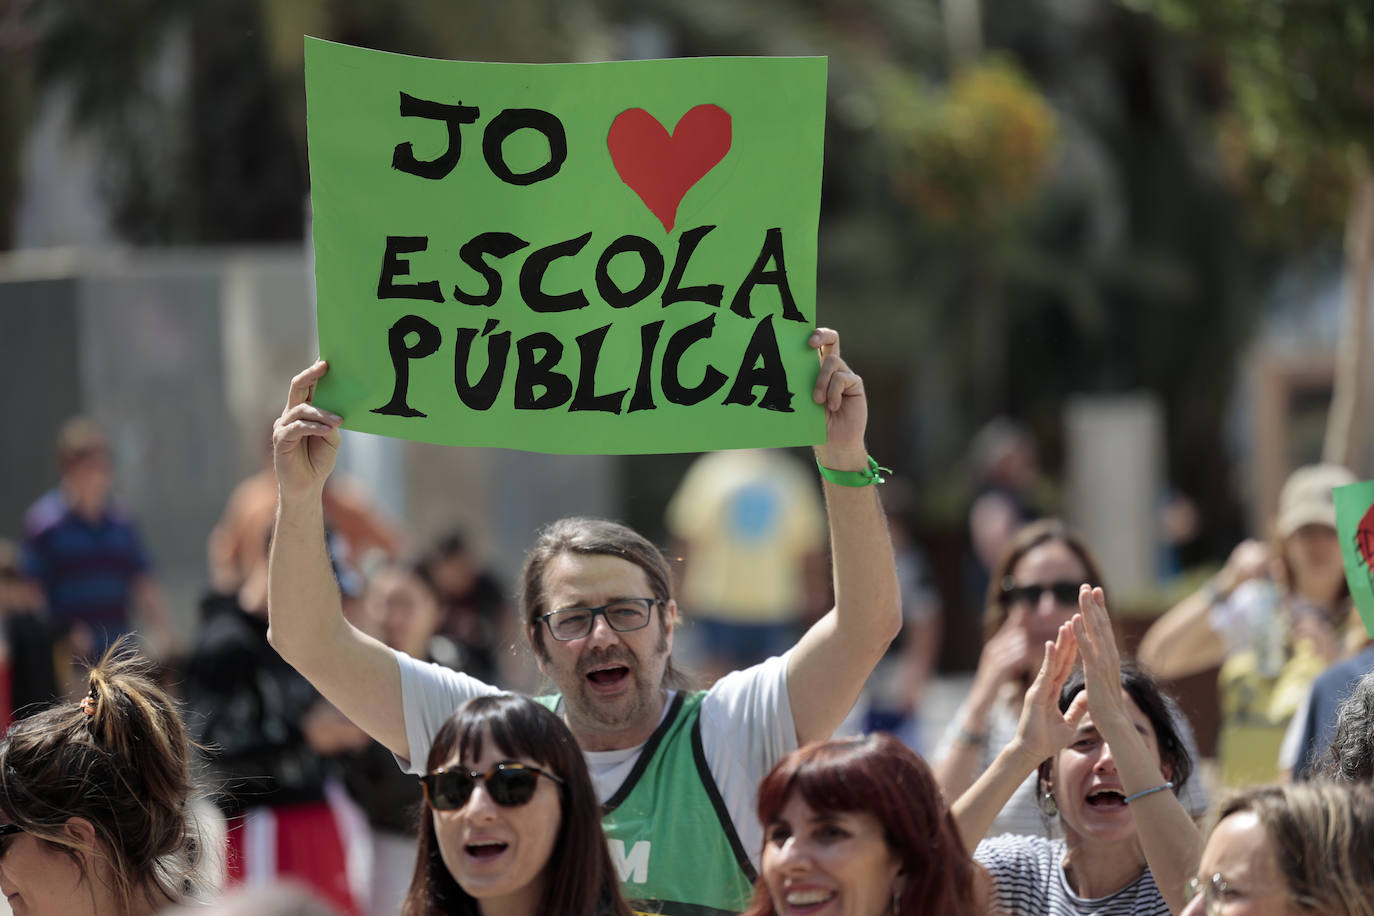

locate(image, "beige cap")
(1276, 463), (1357, 538)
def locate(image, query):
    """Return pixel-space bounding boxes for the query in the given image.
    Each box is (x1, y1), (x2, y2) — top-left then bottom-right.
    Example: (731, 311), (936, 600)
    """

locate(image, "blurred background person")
(933, 518), (1208, 837)
(965, 417), (1045, 613)
(665, 447), (827, 684)
(742, 732), (981, 916)
(339, 562), (455, 916)
(0, 537), (58, 727)
(1281, 624), (1374, 780)
(858, 477), (943, 751)
(1319, 667), (1374, 783)
(417, 529), (511, 687)
(0, 639), (219, 915)
(405, 693), (634, 916)
(1183, 783), (1374, 916)
(1140, 463), (1358, 786)
(19, 416), (176, 664)
(208, 436), (405, 617)
(186, 512), (368, 915)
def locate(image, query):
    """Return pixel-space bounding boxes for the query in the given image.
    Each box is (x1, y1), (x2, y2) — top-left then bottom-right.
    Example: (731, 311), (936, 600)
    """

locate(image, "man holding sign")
(268, 328), (899, 916)
(272, 41), (898, 915)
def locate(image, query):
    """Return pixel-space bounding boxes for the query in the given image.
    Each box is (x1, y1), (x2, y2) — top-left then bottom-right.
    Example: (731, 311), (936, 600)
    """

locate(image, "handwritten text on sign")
(305, 41), (828, 454)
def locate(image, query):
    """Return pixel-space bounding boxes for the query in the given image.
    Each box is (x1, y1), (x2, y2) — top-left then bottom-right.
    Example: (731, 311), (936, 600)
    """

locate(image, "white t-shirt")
(935, 696), (1210, 840)
(392, 648), (797, 870)
(976, 835), (1170, 915)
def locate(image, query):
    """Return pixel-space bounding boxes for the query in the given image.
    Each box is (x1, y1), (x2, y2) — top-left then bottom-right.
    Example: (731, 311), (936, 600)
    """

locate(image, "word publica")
(373, 311), (795, 417)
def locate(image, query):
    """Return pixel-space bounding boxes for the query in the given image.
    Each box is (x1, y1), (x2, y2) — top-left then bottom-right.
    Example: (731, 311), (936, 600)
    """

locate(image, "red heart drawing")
(607, 104), (732, 233)
(1356, 500), (1374, 569)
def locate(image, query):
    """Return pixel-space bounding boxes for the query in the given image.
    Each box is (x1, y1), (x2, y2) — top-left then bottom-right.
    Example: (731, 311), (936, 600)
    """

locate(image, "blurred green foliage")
(1124, 0), (1374, 153)
(1124, 0), (1374, 247)
(888, 57), (1057, 231)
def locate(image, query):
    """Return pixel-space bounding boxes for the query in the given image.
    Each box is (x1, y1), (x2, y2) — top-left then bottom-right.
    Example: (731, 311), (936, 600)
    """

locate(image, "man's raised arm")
(786, 328), (903, 746)
(267, 360), (409, 758)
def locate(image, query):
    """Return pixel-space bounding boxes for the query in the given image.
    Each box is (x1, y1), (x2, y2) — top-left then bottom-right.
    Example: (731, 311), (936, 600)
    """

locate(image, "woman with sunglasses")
(0, 638), (217, 915)
(954, 587), (1201, 915)
(934, 519), (1207, 839)
(1183, 782), (1374, 916)
(404, 692), (633, 916)
(742, 732), (981, 916)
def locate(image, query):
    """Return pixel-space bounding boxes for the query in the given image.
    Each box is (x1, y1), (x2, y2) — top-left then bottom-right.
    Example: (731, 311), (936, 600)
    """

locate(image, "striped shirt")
(975, 835), (1170, 915)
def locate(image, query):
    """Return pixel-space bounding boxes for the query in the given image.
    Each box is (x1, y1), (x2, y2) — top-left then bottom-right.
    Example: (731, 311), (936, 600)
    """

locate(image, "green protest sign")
(304, 38), (828, 454)
(1335, 481), (1374, 638)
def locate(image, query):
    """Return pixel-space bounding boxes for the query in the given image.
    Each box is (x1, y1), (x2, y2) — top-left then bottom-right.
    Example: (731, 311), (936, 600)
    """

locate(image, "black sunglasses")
(419, 762), (564, 811)
(1001, 579), (1082, 608)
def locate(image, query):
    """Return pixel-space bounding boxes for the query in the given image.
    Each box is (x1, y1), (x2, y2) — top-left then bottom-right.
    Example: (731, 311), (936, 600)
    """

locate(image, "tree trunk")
(940, 0), (983, 65)
(1323, 161), (1374, 473)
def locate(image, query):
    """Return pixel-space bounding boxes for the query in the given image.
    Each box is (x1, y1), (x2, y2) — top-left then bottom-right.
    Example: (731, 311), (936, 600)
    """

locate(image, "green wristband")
(815, 455), (891, 487)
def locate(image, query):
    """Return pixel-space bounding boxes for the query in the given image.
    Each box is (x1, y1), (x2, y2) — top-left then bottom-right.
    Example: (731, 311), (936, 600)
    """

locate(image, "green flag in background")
(304, 37), (828, 455)
(1334, 480), (1374, 637)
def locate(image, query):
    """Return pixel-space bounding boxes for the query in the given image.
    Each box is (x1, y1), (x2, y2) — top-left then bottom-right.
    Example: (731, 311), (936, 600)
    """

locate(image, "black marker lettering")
(391, 92), (479, 180)
(377, 236), (443, 302)
(373, 314), (442, 417)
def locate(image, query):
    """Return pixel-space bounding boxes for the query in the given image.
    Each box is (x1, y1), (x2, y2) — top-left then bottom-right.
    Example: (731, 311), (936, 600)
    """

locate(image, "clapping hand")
(970, 606), (1034, 707)
(1013, 618), (1086, 763)
(1071, 585), (1133, 737)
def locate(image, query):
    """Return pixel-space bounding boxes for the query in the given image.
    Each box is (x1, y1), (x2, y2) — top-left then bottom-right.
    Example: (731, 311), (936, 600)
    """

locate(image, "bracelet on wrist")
(956, 727), (988, 749)
(1123, 781), (1174, 804)
(815, 455), (891, 487)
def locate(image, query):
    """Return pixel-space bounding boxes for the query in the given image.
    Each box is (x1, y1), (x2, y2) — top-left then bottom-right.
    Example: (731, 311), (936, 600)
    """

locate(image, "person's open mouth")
(585, 664), (631, 691)
(465, 841), (509, 862)
(1085, 789), (1128, 809)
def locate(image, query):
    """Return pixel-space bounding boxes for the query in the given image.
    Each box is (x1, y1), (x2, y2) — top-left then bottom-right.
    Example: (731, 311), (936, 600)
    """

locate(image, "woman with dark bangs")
(742, 732), (981, 916)
(402, 693), (633, 916)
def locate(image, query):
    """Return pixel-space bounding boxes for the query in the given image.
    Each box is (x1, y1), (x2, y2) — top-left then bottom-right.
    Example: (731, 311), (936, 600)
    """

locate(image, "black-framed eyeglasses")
(419, 762), (564, 811)
(538, 598), (661, 642)
(1000, 579), (1081, 609)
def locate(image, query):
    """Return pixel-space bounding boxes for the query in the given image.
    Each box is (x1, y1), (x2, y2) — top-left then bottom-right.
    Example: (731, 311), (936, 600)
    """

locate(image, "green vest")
(537, 691), (757, 916)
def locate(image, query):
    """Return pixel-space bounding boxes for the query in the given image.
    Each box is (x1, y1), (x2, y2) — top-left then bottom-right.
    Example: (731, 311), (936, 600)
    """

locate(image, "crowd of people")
(2, 327), (1374, 915)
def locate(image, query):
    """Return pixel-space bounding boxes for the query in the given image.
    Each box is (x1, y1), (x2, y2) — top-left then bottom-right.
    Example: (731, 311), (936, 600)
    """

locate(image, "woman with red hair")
(741, 732), (980, 916)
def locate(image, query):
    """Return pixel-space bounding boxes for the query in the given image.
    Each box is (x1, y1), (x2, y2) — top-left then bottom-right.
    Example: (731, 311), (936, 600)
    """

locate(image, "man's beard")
(570, 630), (668, 730)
